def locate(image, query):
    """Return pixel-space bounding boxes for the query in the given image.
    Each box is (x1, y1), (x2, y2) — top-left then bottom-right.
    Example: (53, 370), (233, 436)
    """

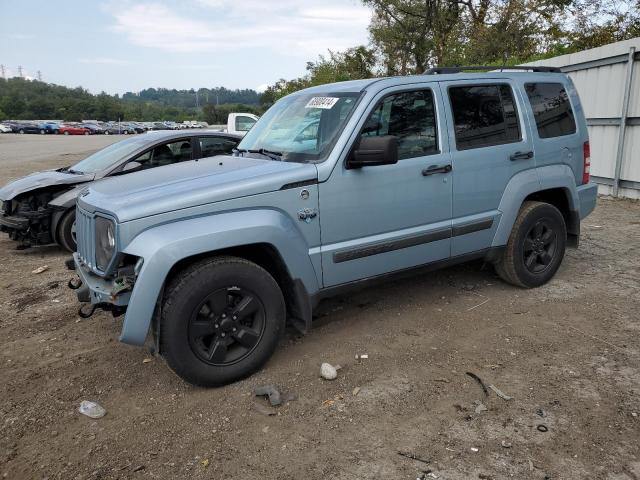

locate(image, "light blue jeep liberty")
(70, 66), (598, 386)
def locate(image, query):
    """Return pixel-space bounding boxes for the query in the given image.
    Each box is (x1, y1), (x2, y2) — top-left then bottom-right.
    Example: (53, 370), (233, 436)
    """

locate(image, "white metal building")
(526, 38), (640, 199)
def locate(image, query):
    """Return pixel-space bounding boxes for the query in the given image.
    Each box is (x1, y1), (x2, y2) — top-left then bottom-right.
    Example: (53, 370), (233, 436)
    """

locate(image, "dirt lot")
(0, 135), (639, 480)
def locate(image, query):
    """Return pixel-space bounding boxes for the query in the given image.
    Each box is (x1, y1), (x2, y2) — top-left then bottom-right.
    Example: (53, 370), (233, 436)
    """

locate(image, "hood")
(78, 156), (318, 222)
(0, 169), (95, 200)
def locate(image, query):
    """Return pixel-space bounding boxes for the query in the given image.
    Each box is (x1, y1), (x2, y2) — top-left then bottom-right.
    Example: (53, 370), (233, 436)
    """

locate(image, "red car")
(58, 125), (90, 135)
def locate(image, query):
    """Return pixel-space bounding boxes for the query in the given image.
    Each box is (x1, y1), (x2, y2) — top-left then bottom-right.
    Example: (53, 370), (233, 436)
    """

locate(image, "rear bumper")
(577, 182), (598, 219)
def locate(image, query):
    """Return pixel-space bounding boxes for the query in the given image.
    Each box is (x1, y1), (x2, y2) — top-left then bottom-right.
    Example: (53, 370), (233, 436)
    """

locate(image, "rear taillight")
(582, 141), (590, 184)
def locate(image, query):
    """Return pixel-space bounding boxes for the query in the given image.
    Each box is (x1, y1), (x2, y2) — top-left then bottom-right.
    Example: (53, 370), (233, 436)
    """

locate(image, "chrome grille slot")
(76, 207), (95, 269)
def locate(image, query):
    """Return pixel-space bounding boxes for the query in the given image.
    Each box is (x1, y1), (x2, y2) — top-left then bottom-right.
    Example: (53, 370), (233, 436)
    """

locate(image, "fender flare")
(492, 165), (578, 247)
(119, 209), (320, 345)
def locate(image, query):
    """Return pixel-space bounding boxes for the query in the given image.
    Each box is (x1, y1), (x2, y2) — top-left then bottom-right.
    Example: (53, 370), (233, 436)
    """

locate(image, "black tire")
(495, 201), (567, 288)
(19, 129), (24, 134)
(63, 131), (69, 135)
(57, 209), (77, 252)
(161, 256), (285, 387)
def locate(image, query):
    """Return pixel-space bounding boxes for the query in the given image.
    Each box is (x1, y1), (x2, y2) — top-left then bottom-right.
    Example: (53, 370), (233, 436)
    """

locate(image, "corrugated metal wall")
(526, 38), (640, 199)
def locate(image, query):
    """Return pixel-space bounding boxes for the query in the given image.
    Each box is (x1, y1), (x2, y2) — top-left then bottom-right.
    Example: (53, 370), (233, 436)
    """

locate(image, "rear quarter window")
(525, 83), (577, 139)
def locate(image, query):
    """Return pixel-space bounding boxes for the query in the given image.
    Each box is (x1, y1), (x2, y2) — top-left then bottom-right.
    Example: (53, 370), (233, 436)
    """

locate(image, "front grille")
(76, 207), (96, 270)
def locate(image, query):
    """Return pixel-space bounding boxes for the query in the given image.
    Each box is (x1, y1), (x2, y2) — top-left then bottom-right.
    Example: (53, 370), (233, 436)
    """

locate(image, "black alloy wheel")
(522, 219), (558, 274)
(188, 286), (265, 366)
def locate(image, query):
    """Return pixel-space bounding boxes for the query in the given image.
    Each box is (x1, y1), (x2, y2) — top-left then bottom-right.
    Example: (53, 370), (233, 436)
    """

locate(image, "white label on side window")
(305, 97), (339, 109)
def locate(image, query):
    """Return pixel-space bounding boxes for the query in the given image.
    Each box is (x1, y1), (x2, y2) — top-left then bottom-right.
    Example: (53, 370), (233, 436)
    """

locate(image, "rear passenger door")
(441, 80), (537, 256)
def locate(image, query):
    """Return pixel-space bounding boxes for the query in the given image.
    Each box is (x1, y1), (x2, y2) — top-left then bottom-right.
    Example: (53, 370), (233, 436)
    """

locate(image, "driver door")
(319, 85), (453, 287)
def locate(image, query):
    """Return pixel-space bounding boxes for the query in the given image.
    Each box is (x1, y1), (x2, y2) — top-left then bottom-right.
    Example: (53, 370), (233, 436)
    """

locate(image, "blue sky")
(0, 0), (372, 94)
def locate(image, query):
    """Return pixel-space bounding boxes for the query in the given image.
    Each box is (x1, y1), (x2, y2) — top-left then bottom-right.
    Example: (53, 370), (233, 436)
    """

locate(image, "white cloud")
(255, 83), (269, 93)
(108, 1), (372, 56)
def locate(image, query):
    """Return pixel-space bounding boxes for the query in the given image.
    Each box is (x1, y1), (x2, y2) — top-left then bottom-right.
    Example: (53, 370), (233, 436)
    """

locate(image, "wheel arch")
(119, 209), (320, 346)
(492, 165), (580, 248)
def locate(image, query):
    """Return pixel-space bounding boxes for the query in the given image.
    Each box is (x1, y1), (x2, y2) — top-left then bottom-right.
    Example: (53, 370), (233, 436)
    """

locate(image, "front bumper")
(577, 182), (598, 219)
(0, 214), (29, 231)
(73, 253), (131, 306)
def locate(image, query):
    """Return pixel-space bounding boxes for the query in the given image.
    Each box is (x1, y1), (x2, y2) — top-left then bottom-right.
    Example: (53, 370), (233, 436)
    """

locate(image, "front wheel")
(495, 201), (566, 288)
(57, 209), (77, 252)
(160, 256), (285, 387)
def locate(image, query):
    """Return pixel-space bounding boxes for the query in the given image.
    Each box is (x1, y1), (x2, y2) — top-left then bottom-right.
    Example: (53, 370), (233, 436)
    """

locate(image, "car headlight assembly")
(95, 216), (116, 272)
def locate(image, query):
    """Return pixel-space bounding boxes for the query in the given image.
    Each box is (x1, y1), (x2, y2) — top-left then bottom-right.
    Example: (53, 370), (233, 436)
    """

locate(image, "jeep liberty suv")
(70, 66), (597, 386)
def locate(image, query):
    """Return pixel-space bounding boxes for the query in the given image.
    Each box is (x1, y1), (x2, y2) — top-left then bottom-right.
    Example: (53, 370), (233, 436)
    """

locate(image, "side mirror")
(122, 161), (142, 172)
(347, 135), (398, 169)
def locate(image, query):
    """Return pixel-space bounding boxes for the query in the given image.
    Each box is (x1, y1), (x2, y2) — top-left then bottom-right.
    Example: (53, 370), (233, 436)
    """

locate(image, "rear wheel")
(104, 131), (110, 135)
(57, 209), (77, 252)
(161, 256), (285, 387)
(19, 129), (25, 134)
(495, 201), (566, 288)
(40, 129), (46, 134)
(63, 131), (69, 135)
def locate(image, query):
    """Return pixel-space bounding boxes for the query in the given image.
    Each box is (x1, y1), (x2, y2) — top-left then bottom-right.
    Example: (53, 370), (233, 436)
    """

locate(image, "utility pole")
(18, 65), (23, 78)
(195, 90), (199, 108)
(0, 65), (5, 78)
(36, 70), (42, 81)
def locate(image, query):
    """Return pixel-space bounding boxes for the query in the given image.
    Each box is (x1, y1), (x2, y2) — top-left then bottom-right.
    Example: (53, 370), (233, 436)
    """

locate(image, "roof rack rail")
(425, 65), (561, 74)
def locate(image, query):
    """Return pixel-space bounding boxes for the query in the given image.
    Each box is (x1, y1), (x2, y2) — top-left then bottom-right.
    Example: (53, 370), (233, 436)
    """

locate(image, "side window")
(525, 83), (577, 138)
(449, 84), (521, 150)
(132, 140), (192, 169)
(361, 90), (438, 160)
(235, 115), (256, 132)
(200, 137), (239, 157)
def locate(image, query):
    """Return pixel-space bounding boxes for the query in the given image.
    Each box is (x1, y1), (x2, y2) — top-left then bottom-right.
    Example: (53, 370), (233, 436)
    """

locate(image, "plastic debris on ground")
(32, 265), (49, 274)
(78, 400), (106, 419)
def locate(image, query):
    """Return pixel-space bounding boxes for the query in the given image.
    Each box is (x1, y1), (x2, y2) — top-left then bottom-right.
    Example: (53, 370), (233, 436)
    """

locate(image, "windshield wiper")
(67, 168), (84, 175)
(233, 147), (283, 161)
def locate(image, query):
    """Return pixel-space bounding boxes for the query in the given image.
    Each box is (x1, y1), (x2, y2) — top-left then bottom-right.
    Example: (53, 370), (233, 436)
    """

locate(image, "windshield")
(238, 92), (361, 162)
(70, 136), (149, 173)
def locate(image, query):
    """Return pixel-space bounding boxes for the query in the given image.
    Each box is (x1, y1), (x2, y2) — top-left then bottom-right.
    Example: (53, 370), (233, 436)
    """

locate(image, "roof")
(141, 130), (242, 141)
(294, 68), (568, 96)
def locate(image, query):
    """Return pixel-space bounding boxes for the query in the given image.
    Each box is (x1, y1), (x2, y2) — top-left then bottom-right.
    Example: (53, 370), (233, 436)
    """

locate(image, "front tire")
(57, 209), (77, 252)
(161, 256), (285, 387)
(495, 201), (567, 288)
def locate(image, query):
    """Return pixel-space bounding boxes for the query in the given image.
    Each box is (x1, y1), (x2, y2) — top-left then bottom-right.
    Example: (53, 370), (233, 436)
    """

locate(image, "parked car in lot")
(0, 131), (242, 251)
(39, 122), (60, 134)
(104, 124), (137, 135)
(68, 66), (598, 387)
(12, 122), (42, 134)
(58, 124), (90, 135)
(0, 124), (12, 133)
(81, 123), (105, 135)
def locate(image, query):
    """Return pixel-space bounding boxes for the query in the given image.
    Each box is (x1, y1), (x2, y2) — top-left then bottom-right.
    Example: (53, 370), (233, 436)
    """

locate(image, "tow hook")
(78, 303), (97, 318)
(78, 302), (126, 319)
(68, 277), (82, 290)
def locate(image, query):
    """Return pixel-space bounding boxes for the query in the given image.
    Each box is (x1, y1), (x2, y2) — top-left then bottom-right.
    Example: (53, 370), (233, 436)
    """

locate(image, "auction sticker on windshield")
(305, 97), (340, 109)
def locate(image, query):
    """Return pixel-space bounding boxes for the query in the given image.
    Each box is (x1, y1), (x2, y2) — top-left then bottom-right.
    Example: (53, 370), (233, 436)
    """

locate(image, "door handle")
(422, 164), (452, 176)
(510, 151), (534, 161)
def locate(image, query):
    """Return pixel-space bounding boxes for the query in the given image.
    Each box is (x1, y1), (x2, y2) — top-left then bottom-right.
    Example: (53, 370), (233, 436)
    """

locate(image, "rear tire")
(160, 256), (285, 387)
(495, 201), (566, 288)
(57, 209), (77, 252)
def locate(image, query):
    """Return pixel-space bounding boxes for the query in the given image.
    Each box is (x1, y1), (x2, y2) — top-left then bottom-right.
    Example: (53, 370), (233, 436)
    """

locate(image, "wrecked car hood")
(0, 170), (94, 200)
(78, 156), (318, 222)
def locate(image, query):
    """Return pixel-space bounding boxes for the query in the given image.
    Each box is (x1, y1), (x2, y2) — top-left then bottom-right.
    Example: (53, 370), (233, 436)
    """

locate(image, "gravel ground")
(0, 135), (639, 480)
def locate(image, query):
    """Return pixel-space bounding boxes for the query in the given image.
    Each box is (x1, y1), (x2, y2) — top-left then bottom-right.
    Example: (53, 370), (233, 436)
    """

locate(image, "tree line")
(261, 0), (640, 105)
(0, 78), (261, 123)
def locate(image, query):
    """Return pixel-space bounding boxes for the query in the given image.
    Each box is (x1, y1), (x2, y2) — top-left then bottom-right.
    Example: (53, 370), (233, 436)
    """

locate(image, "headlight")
(95, 216), (116, 271)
